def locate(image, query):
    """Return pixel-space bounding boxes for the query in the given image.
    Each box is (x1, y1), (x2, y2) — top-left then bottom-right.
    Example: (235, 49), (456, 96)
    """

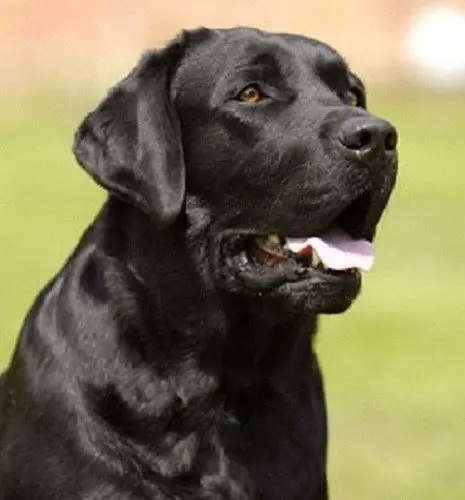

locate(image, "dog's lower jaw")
(215, 257), (361, 317)
(267, 278), (361, 315)
(212, 227), (362, 316)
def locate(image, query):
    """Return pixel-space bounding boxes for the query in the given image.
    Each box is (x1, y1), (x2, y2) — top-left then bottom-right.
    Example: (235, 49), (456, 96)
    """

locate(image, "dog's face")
(74, 27), (398, 316)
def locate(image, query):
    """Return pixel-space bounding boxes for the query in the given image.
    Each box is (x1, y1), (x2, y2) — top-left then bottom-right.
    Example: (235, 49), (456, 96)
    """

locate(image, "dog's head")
(74, 27), (398, 316)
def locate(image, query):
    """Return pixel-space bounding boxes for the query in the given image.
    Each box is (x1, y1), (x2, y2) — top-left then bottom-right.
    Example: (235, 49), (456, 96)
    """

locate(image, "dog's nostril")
(385, 130), (398, 151)
(339, 126), (373, 151)
(358, 130), (372, 150)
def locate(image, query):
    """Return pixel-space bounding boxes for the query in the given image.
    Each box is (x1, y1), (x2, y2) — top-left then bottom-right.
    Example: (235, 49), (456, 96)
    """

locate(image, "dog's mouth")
(216, 191), (380, 312)
(220, 229), (364, 291)
(251, 228), (372, 272)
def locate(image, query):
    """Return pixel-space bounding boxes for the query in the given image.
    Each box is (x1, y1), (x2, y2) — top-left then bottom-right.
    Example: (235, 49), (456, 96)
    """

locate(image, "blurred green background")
(1, 1), (465, 499)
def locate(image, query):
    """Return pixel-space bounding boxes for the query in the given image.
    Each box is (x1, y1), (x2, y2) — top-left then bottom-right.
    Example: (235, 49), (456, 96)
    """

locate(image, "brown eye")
(347, 89), (359, 107)
(237, 85), (264, 103)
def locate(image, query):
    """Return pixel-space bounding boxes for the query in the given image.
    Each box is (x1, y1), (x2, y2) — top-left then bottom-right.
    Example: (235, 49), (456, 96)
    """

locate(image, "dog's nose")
(338, 117), (397, 164)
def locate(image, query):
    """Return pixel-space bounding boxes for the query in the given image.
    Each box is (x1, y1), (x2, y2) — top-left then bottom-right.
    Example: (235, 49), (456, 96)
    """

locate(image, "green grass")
(1, 89), (464, 498)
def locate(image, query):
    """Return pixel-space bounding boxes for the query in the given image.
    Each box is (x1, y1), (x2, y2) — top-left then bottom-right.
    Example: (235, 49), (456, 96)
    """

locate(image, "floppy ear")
(73, 49), (185, 228)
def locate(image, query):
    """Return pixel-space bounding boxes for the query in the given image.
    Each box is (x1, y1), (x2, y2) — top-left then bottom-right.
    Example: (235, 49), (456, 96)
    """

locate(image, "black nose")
(338, 117), (397, 163)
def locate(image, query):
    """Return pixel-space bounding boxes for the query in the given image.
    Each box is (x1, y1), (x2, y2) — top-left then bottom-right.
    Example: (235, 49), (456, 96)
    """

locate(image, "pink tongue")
(286, 228), (374, 271)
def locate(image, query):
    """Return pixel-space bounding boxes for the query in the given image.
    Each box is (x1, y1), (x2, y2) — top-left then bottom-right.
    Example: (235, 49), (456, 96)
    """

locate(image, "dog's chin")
(214, 232), (362, 315)
(266, 274), (361, 315)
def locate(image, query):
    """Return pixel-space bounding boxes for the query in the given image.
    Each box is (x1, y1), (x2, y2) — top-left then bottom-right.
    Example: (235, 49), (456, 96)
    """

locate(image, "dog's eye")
(346, 89), (359, 107)
(237, 85), (265, 104)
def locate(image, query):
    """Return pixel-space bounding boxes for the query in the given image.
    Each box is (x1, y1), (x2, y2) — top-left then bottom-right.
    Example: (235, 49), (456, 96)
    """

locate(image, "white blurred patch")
(408, 6), (465, 85)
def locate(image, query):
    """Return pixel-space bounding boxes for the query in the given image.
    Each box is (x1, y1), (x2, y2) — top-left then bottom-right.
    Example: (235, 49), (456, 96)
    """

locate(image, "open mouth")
(217, 191), (377, 294)
(250, 231), (365, 275)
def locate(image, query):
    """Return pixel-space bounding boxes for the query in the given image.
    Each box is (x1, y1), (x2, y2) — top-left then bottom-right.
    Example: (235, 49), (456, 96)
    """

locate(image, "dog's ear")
(73, 48), (185, 228)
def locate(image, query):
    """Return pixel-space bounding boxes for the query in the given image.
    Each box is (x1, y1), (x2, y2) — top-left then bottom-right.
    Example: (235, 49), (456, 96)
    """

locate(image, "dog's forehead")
(175, 28), (349, 89)
(275, 33), (350, 75)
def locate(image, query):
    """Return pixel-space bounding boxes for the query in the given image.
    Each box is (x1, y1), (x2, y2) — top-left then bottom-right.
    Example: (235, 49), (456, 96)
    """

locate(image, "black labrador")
(0, 27), (398, 499)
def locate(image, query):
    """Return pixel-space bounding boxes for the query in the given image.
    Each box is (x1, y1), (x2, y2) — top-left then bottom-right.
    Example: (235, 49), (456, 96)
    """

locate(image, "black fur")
(0, 27), (397, 499)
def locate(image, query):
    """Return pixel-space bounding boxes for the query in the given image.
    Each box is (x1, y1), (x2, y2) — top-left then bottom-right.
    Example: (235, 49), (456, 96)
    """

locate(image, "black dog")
(0, 27), (397, 499)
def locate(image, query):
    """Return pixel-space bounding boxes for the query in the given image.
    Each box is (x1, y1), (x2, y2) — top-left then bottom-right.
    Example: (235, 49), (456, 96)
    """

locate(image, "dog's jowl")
(0, 27), (398, 499)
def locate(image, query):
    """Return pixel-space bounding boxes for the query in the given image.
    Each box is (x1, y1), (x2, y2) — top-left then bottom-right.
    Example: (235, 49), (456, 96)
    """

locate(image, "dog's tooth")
(312, 252), (321, 267)
(267, 234), (280, 245)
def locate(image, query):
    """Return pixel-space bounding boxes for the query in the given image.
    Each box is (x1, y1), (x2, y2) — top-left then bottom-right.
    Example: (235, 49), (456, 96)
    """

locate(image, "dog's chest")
(186, 391), (327, 499)
(131, 391), (325, 499)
